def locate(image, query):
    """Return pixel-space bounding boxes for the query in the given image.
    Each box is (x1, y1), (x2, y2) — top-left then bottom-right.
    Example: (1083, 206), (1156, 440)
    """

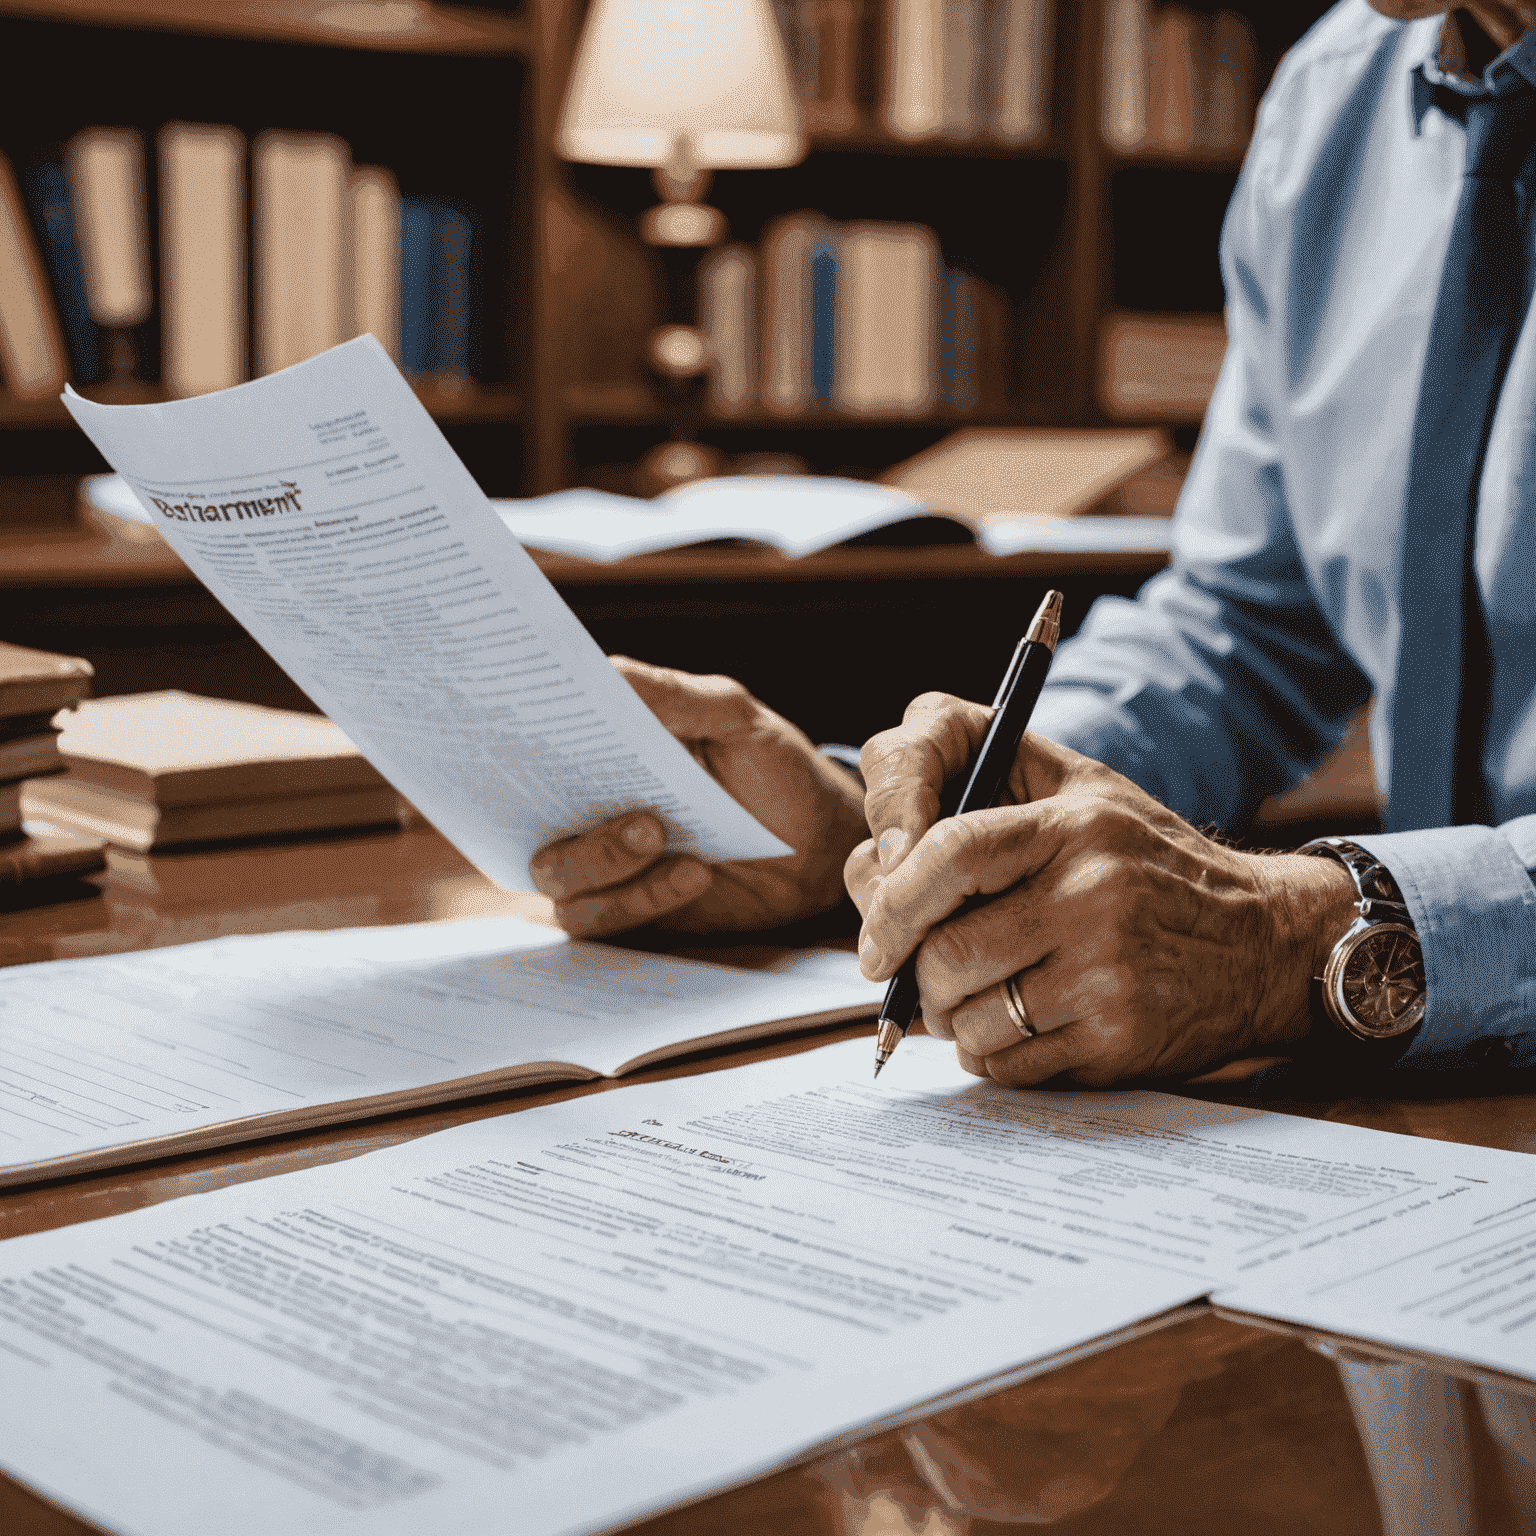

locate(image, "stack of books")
(770, 0), (1055, 145)
(1101, 0), (1257, 155)
(0, 127), (477, 403)
(0, 641), (105, 891)
(21, 692), (406, 852)
(700, 216), (1010, 418)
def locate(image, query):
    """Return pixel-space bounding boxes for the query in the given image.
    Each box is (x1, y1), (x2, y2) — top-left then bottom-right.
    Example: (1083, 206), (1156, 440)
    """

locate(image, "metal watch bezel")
(1319, 913), (1426, 1041)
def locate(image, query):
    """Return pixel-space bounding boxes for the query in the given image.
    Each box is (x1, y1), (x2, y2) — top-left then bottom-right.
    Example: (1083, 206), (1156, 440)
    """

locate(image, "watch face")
(1339, 924), (1426, 1037)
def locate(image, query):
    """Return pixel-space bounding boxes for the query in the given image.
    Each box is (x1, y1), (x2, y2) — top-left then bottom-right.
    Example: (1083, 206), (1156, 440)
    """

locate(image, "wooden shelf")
(532, 542), (1171, 588)
(807, 128), (1067, 161)
(0, 0), (530, 54)
(1108, 145), (1248, 172)
(561, 385), (1037, 432)
(0, 381), (522, 430)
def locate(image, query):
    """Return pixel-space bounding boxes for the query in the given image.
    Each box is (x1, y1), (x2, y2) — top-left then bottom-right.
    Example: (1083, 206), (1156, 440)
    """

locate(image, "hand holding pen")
(866, 591), (1063, 1076)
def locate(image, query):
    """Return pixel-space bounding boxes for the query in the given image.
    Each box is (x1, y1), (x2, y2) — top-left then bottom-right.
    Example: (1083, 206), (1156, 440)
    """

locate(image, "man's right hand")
(528, 656), (867, 938)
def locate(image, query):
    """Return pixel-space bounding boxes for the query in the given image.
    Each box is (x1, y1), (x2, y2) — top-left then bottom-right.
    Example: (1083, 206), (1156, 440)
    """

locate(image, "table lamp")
(557, 0), (805, 487)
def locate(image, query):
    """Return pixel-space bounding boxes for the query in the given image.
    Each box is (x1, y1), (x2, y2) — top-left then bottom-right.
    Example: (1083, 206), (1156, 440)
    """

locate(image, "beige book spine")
(883, 0), (944, 139)
(254, 131), (351, 376)
(1147, 7), (1199, 154)
(833, 222), (940, 415)
(349, 165), (402, 361)
(65, 128), (153, 329)
(993, 0), (1054, 145)
(159, 123), (247, 396)
(760, 213), (820, 413)
(700, 244), (758, 415)
(1101, 0), (1151, 151)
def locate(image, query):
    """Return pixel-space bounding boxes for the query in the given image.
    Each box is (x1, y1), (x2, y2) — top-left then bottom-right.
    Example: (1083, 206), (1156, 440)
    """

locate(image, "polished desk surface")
(3, 825), (1534, 1536)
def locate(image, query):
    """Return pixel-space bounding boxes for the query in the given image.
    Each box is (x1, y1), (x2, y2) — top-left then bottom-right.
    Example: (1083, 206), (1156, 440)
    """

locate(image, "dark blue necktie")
(1387, 85), (1536, 833)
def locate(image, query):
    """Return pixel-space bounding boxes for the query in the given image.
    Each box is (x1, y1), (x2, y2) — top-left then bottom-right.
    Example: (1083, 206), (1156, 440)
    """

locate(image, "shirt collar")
(1412, 12), (1536, 132)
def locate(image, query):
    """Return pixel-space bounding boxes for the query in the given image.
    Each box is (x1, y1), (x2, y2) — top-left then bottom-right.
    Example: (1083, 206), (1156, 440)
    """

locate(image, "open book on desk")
(0, 914), (882, 1187)
(5, 1034), (1536, 1536)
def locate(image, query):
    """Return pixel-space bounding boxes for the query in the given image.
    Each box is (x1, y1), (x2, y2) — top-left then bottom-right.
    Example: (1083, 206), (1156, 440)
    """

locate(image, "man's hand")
(845, 693), (1358, 1086)
(530, 657), (867, 937)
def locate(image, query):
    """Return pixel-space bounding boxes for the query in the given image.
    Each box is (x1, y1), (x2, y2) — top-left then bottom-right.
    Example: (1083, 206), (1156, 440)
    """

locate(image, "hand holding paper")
(531, 655), (866, 936)
(62, 338), (791, 892)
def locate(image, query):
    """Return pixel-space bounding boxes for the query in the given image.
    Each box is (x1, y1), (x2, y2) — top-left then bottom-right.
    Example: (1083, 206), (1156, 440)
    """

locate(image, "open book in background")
(490, 428), (1176, 564)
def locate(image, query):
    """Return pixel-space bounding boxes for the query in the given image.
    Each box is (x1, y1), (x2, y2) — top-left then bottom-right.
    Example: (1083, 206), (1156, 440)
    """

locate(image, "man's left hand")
(847, 723), (1358, 1087)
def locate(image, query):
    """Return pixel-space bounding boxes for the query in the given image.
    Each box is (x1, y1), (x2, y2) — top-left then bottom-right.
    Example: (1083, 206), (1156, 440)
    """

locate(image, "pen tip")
(873, 1053), (889, 1079)
(1026, 590), (1064, 652)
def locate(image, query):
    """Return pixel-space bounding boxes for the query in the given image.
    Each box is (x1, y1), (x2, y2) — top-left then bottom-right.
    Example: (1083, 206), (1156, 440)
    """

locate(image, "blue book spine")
(21, 162), (100, 384)
(434, 201), (477, 382)
(810, 240), (837, 407)
(399, 197), (437, 377)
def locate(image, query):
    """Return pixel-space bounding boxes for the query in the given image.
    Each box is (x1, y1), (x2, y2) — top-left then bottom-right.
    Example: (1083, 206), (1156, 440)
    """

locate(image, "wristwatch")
(1301, 838), (1426, 1042)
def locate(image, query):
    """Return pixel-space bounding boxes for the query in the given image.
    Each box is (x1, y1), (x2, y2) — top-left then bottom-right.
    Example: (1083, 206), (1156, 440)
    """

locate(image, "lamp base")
(636, 440), (723, 494)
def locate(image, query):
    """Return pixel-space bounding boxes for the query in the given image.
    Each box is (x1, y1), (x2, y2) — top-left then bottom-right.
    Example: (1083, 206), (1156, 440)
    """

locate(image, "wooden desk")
(4, 825), (1532, 1535)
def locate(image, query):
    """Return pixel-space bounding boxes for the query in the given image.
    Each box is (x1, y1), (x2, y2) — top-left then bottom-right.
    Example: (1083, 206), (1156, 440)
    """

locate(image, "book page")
(0, 916), (881, 1187)
(0, 1038), (1207, 1536)
(61, 338), (790, 890)
(492, 475), (942, 562)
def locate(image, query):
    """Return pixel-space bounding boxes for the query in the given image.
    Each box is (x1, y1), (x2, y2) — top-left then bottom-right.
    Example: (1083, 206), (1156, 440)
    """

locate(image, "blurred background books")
(0, 0), (1352, 830)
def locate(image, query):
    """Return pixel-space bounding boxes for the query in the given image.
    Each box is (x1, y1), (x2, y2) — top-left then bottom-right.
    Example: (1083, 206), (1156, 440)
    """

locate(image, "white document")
(7, 1034), (1536, 1536)
(62, 338), (789, 891)
(0, 916), (882, 1187)
(0, 1038), (1206, 1536)
(1225, 1146), (1536, 1384)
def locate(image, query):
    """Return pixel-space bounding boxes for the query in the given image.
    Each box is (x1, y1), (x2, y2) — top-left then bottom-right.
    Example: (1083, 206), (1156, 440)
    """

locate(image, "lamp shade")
(558, 0), (805, 170)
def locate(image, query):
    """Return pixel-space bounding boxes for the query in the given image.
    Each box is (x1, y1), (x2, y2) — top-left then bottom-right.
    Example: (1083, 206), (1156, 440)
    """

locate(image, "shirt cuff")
(1354, 825), (1536, 1069)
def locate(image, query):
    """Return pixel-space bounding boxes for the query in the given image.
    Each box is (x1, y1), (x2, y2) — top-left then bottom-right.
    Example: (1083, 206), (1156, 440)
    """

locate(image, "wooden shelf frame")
(0, 0), (531, 55)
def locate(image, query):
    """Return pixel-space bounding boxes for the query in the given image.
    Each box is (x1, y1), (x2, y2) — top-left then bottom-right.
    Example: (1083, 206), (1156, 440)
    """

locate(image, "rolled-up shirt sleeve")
(1356, 821), (1536, 1068)
(1031, 92), (1372, 832)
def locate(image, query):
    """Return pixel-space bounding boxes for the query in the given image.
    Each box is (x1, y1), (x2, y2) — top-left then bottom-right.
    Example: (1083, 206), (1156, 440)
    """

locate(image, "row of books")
(0, 126), (479, 402)
(1102, 3), (1258, 155)
(773, 0), (1054, 146)
(698, 215), (1010, 418)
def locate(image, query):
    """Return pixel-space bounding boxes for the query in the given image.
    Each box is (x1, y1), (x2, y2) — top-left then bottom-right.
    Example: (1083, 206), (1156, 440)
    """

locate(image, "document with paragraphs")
(4, 1035), (1535, 1536)
(0, 916), (881, 1187)
(62, 338), (790, 892)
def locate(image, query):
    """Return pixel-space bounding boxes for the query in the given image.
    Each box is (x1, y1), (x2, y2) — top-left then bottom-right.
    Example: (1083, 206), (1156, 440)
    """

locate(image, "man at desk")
(532, 0), (1536, 1089)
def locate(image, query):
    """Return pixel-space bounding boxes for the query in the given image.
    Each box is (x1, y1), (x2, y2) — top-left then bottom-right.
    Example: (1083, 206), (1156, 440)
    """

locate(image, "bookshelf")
(0, 0), (1332, 518)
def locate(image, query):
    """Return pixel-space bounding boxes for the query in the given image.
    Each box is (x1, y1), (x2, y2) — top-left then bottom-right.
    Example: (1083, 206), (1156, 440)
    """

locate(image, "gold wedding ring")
(1001, 974), (1037, 1040)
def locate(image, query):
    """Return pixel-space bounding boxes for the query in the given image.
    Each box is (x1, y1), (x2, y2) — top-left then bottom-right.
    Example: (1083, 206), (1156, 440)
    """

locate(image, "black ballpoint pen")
(872, 589), (1064, 1078)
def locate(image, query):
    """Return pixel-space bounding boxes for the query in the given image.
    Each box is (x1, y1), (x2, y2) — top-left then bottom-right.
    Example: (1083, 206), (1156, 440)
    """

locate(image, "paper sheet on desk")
(0, 1038), (1207, 1536)
(9, 1037), (1536, 1536)
(61, 338), (789, 891)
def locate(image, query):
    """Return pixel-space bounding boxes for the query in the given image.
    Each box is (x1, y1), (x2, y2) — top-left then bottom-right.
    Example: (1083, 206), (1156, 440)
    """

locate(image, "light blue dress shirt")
(1031, 2), (1536, 1071)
